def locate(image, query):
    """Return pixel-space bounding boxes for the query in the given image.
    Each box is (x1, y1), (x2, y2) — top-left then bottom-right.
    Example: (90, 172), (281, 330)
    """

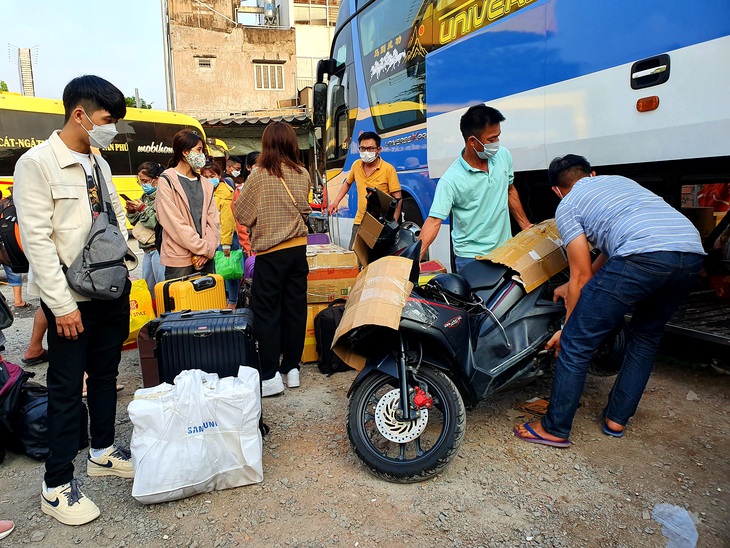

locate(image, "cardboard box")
(353, 212), (386, 267)
(306, 243), (360, 302)
(332, 256), (414, 370)
(306, 244), (358, 269)
(420, 259), (447, 275)
(302, 303), (330, 363)
(418, 259), (447, 285)
(307, 276), (357, 303)
(476, 219), (567, 293)
(307, 266), (360, 281)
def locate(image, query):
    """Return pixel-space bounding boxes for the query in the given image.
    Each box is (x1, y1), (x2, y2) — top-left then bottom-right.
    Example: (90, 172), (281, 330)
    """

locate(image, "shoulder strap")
(279, 177), (308, 221)
(279, 177), (298, 208)
(90, 156), (118, 225)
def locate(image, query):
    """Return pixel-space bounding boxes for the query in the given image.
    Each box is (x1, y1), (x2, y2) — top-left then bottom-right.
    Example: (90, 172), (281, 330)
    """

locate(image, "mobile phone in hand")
(120, 193), (132, 201)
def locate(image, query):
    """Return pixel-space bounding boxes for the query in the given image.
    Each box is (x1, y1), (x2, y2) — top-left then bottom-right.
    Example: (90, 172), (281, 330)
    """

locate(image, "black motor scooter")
(340, 190), (624, 483)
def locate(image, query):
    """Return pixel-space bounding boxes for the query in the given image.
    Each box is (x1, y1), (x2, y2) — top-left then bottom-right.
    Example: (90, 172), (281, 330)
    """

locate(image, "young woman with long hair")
(234, 122), (311, 396)
(155, 129), (220, 279)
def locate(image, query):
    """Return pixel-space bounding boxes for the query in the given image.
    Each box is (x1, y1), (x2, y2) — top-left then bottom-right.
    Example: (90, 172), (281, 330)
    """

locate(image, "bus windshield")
(358, 0), (425, 134)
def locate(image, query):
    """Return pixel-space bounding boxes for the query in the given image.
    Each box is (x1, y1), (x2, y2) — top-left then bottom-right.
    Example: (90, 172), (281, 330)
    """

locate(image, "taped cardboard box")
(306, 243), (360, 302)
(306, 243), (358, 269)
(332, 256), (414, 370)
(307, 266), (360, 282)
(307, 276), (357, 303)
(477, 219), (567, 293)
(302, 303), (330, 363)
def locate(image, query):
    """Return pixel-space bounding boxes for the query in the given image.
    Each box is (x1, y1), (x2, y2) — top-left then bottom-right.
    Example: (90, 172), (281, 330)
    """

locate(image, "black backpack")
(314, 299), (350, 374)
(0, 362), (88, 461)
(9, 382), (88, 461)
(0, 360), (28, 462)
(0, 196), (29, 273)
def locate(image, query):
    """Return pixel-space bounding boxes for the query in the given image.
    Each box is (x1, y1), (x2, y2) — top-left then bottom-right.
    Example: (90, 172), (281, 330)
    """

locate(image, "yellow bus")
(0, 92), (211, 202)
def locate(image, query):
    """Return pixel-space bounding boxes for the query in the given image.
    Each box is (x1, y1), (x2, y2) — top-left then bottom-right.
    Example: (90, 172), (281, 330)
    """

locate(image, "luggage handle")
(178, 308), (232, 319)
(162, 273), (203, 313)
(191, 277), (215, 291)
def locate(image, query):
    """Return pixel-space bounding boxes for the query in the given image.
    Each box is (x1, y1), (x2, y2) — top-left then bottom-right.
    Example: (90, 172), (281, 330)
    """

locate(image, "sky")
(0, 0), (168, 109)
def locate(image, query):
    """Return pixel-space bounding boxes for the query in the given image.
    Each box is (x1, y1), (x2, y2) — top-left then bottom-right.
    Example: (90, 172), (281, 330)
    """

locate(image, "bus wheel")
(401, 194), (424, 226)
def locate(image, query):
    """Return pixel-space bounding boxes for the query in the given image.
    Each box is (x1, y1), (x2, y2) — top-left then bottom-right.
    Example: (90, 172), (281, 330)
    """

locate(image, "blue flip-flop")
(513, 422), (571, 448)
(601, 410), (625, 438)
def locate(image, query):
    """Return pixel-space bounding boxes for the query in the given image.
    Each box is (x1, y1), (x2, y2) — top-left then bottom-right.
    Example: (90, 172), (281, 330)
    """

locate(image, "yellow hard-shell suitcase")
(154, 273), (227, 313)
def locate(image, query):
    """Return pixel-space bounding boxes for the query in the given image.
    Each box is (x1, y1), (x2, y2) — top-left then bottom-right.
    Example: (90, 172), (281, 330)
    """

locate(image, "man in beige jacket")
(13, 75), (133, 526)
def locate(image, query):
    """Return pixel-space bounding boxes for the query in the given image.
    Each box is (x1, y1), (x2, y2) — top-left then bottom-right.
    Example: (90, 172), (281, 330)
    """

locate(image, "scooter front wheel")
(347, 367), (466, 483)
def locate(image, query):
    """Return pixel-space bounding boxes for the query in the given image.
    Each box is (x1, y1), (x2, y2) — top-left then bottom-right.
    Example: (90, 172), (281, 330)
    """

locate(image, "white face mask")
(473, 137), (500, 160)
(82, 110), (118, 149)
(231, 170), (241, 178)
(360, 151), (377, 164)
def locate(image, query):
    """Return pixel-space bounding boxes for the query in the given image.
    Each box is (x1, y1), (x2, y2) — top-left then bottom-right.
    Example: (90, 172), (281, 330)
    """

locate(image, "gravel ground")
(0, 266), (728, 547)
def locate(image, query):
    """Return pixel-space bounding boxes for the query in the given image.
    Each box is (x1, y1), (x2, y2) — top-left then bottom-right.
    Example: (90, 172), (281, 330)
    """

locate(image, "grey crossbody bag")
(64, 159), (136, 300)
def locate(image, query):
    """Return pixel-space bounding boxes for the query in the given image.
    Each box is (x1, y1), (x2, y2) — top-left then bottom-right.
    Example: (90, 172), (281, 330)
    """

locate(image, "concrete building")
(166, 0), (298, 118)
(292, 0), (340, 91)
(164, 0), (340, 117)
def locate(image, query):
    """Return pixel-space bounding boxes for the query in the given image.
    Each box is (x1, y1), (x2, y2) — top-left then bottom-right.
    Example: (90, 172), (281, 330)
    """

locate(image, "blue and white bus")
(313, 0), (730, 344)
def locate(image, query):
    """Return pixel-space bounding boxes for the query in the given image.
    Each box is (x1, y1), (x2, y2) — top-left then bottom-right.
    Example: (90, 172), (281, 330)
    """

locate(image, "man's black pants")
(41, 280), (130, 488)
(251, 245), (308, 380)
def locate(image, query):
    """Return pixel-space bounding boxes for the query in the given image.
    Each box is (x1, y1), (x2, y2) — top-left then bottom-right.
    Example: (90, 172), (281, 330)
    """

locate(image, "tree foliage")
(125, 96), (153, 109)
(0, 81), (9, 92)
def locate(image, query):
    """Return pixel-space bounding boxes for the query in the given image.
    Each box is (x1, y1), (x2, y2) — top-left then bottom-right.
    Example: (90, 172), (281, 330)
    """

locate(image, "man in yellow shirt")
(327, 132), (402, 249)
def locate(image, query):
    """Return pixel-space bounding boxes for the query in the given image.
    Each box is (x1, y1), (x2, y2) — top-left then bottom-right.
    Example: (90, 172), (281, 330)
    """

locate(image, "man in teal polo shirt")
(419, 105), (532, 272)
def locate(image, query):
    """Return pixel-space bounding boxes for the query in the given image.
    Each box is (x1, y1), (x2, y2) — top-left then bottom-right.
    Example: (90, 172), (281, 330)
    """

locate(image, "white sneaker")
(261, 372), (285, 397)
(87, 445), (134, 478)
(283, 369), (300, 388)
(41, 479), (100, 526)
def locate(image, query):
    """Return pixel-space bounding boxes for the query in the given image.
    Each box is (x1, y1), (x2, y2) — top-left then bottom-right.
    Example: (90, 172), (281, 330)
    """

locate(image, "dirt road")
(0, 284), (728, 547)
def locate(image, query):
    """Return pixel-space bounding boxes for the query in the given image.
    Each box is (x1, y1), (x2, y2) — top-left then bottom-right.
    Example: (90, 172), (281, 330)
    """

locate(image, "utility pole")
(134, 88), (141, 108)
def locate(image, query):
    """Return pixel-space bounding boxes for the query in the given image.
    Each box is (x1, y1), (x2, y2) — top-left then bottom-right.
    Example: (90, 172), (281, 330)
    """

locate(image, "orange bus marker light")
(636, 96), (660, 112)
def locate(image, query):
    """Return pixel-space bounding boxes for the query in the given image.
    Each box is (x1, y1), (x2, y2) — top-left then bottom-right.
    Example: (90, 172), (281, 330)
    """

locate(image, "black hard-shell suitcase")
(137, 308), (269, 436)
(139, 308), (259, 387)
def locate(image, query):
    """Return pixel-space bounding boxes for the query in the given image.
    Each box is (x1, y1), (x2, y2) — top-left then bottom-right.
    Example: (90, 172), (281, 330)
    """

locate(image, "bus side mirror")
(313, 82), (327, 128)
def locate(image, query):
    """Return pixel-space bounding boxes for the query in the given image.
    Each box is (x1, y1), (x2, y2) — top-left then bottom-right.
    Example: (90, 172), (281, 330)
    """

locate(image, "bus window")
(326, 68), (351, 166)
(358, 0), (426, 134)
(358, 0), (422, 56)
(369, 61), (426, 134)
(325, 24), (354, 167)
(0, 110), (63, 177)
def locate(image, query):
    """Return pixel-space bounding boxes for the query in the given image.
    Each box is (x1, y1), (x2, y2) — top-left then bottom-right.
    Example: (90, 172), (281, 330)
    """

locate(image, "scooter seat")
(459, 259), (509, 290)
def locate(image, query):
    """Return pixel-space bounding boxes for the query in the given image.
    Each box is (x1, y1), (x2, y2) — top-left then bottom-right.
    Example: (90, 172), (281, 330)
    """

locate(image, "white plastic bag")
(128, 367), (263, 504)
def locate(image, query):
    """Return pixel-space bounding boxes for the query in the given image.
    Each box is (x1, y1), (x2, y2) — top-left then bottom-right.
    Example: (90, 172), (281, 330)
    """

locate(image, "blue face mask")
(141, 183), (155, 194)
(209, 177), (220, 187)
(473, 137), (500, 160)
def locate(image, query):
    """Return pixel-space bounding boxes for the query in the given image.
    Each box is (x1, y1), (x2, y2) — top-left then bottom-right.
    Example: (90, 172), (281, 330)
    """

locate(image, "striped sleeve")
(555, 203), (584, 247)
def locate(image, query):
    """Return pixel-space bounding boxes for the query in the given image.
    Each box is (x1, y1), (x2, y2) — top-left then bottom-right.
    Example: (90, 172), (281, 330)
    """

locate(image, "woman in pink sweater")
(155, 129), (220, 279)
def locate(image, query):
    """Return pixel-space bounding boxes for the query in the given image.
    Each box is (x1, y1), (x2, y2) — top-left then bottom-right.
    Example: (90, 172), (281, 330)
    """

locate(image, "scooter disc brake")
(374, 388), (429, 443)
